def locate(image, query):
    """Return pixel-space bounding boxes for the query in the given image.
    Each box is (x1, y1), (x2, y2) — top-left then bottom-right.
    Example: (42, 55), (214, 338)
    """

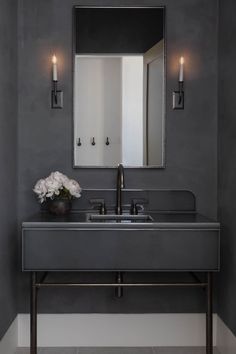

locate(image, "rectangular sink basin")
(89, 214), (154, 223)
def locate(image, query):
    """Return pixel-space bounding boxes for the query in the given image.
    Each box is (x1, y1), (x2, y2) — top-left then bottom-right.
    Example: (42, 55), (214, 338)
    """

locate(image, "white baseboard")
(6, 313), (236, 351)
(0, 317), (18, 354)
(216, 316), (236, 354)
(17, 313), (217, 347)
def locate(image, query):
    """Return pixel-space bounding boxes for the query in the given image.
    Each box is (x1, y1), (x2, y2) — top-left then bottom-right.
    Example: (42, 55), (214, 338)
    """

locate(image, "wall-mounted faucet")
(116, 163), (125, 215)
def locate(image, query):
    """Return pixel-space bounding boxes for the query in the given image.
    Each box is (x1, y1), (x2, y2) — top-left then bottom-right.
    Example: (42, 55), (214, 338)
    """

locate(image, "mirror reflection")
(73, 7), (165, 167)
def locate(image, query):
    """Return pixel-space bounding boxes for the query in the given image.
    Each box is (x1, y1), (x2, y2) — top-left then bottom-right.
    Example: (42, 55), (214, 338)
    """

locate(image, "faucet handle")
(89, 199), (107, 215)
(130, 198), (148, 215)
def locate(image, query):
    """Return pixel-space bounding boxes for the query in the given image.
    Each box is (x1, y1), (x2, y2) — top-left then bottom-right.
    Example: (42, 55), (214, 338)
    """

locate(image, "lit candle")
(179, 56), (184, 82)
(52, 54), (58, 81)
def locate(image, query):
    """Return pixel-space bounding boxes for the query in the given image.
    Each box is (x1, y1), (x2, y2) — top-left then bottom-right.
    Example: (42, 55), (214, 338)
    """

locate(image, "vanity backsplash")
(41, 189), (196, 213)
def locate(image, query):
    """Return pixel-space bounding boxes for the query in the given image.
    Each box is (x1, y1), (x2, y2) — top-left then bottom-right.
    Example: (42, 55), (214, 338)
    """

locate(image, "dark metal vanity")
(22, 188), (220, 354)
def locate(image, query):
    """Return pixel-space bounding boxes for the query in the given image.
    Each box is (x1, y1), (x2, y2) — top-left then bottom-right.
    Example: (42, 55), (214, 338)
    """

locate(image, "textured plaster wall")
(0, 0), (18, 339)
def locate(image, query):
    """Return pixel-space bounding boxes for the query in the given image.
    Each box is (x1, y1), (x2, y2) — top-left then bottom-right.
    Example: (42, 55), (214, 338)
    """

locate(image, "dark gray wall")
(0, 0), (18, 339)
(218, 0), (236, 336)
(17, 0), (218, 313)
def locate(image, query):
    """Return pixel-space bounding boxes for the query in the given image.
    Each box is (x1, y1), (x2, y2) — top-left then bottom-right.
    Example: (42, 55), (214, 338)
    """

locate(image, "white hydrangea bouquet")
(33, 171), (82, 214)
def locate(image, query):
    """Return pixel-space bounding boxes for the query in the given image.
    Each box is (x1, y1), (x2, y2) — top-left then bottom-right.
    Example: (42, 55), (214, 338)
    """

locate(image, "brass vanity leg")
(206, 272), (213, 354)
(30, 272), (37, 354)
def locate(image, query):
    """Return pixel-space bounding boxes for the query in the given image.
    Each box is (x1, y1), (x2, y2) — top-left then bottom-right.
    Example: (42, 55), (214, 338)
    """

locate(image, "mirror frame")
(72, 5), (166, 169)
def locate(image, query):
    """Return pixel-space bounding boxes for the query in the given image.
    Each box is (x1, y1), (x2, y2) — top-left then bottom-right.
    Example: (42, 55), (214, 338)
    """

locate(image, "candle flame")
(180, 56), (184, 65)
(52, 55), (57, 64)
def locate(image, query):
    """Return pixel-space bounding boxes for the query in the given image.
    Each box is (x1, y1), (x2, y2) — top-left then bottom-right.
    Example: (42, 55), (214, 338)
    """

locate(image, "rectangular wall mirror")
(73, 6), (165, 168)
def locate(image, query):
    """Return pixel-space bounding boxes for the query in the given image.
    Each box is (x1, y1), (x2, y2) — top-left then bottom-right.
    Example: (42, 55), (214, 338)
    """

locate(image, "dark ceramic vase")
(48, 198), (72, 215)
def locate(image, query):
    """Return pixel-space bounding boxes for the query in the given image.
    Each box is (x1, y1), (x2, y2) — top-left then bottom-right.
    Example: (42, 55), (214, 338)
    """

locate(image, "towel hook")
(91, 137), (96, 146)
(106, 137), (110, 146)
(77, 138), (82, 146)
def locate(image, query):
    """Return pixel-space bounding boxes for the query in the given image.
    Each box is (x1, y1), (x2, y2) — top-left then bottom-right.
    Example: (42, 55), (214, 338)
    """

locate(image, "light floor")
(16, 347), (220, 354)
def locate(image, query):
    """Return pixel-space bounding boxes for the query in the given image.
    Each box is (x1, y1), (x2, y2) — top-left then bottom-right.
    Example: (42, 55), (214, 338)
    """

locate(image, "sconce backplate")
(51, 90), (63, 109)
(173, 91), (184, 110)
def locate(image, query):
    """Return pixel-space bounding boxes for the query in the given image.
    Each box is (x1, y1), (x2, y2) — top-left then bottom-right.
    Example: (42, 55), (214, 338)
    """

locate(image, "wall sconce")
(173, 56), (185, 110)
(51, 54), (63, 109)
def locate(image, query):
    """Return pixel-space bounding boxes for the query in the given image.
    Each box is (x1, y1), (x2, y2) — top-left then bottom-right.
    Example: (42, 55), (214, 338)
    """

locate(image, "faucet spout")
(116, 163), (125, 215)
